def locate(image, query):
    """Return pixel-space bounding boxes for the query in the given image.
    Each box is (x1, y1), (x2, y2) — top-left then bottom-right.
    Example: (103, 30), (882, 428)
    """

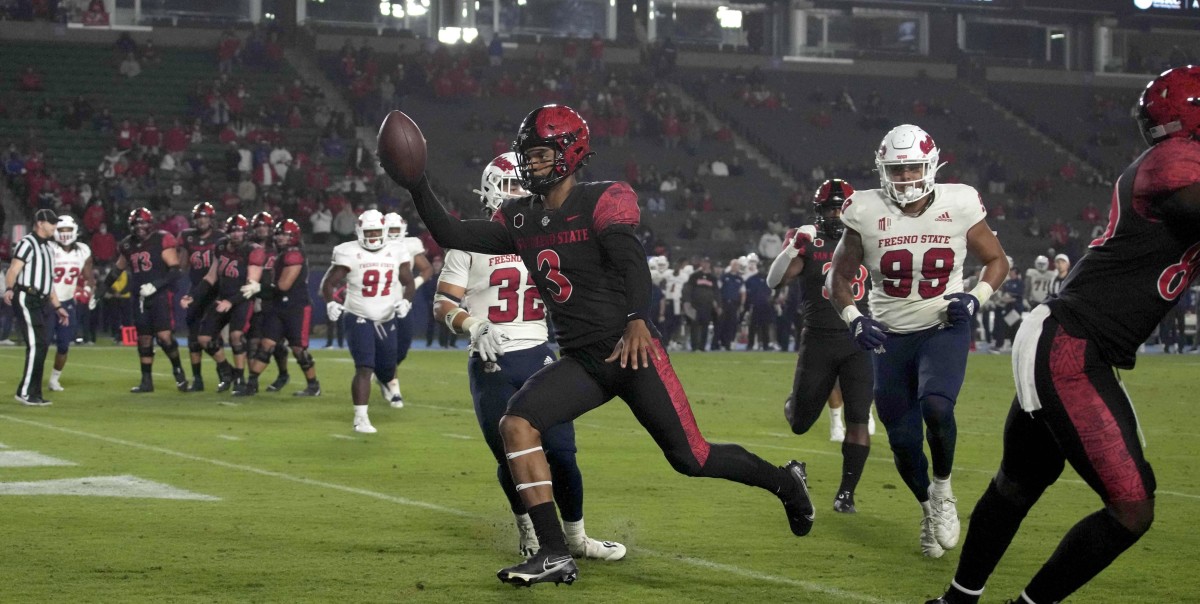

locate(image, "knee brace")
(274, 344), (289, 362)
(252, 348), (273, 365)
(230, 340), (247, 356)
(159, 338), (179, 355)
(188, 341), (203, 354)
(295, 349), (314, 371)
(138, 345), (155, 359)
(204, 340), (223, 356)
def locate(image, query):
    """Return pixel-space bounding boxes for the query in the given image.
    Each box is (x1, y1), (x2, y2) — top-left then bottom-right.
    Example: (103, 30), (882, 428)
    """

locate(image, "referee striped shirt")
(13, 233), (54, 297)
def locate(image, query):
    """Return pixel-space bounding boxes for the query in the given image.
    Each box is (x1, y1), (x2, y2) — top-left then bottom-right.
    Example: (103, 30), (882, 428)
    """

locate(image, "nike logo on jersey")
(565, 214), (582, 222)
(935, 212), (952, 222)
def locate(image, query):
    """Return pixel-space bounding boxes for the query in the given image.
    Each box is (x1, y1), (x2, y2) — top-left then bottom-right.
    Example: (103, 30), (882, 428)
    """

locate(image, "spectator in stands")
(269, 142), (292, 182)
(677, 217), (699, 241)
(119, 53), (142, 79)
(89, 222), (117, 265)
(332, 204), (356, 242)
(139, 116), (161, 154)
(347, 139), (373, 178)
(18, 66), (43, 92)
(218, 30), (241, 75)
(1049, 217), (1069, 248)
(711, 219), (735, 242)
(309, 200), (333, 244)
(1080, 201), (1101, 224)
(236, 173), (256, 205)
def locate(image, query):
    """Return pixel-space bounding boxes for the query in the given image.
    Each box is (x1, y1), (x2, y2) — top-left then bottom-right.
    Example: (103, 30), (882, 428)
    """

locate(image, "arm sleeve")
(766, 253), (793, 289)
(598, 224), (652, 321)
(152, 266), (181, 290)
(408, 175), (514, 254)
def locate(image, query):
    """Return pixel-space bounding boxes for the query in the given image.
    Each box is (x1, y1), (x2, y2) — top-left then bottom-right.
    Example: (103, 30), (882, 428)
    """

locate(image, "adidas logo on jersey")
(544, 356), (553, 366)
(935, 212), (952, 222)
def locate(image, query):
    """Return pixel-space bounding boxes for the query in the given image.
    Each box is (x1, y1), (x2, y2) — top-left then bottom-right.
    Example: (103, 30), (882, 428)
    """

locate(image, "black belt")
(14, 285), (49, 299)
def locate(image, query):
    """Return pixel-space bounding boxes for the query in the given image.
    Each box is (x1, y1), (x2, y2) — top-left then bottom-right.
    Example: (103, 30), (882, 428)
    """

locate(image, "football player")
(433, 152), (625, 562)
(397, 104), (813, 587)
(1022, 255), (1055, 310)
(47, 216), (94, 392)
(320, 210), (415, 434)
(828, 124), (1009, 557)
(181, 214), (264, 393)
(102, 207), (189, 393)
(716, 257), (745, 351)
(176, 202), (225, 391)
(1049, 253), (1070, 297)
(247, 211), (291, 392)
(240, 219), (320, 397)
(766, 179), (875, 513)
(927, 64), (1199, 604)
(377, 211), (433, 408)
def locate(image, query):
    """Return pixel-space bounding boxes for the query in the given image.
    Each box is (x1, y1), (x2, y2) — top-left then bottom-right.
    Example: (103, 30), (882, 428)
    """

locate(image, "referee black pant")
(14, 291), (49, 400)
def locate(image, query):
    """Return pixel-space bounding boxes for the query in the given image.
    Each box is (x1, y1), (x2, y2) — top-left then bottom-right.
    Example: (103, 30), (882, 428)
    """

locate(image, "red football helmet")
(251, 211), (274, 230)
(274, 218), (303, 247)
(1138, 65), (1200, 145)
(128, 207), (153, 239)
(511, 104), (593, 195)
(813, 178), (854, 240)
(192, 202), (216, 219)
(225, 213), (249, 242)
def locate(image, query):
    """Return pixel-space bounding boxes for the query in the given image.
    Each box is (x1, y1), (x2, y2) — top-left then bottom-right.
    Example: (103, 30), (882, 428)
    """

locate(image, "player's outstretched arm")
(406, 174), (513, 254)
(966, 220), (1009, 292)
(828, 228), (864, 314)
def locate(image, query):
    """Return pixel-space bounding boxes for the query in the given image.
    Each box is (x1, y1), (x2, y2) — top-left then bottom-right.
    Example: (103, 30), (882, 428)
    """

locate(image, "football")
(377, 110), (427, 188)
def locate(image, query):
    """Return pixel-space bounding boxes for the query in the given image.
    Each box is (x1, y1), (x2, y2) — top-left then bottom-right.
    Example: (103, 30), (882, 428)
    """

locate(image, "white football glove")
(468, 320), (510, 363)
(139, 283), (157, 298)
(326, 301), (344, 321)
(393, 298), (412, 318)
(239, 281), (261, 299)
(88, 296), (98, 310)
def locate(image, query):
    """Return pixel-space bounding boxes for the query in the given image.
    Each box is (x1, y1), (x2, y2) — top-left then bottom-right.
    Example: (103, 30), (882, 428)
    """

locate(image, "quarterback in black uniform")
(927, 65), (1200, 604)
(176, 202), (226, 391)
(766, 178), (874, 514)
(104, 207), (187, 393)
(393, 104), (813, 587)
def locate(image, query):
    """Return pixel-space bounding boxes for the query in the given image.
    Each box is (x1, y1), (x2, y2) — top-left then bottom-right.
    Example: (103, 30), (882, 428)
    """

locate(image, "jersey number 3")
(880, 247), (954, 299)
(535, 250), (573, 304)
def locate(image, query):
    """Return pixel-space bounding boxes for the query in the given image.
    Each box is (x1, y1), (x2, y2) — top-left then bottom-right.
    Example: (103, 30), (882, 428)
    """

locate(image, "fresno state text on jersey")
(841, 184), (987, 333)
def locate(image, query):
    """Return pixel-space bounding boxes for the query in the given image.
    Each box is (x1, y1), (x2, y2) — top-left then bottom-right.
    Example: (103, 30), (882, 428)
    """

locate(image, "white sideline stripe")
(216, 435), (242, 441)
(0, 442), (7, 448)
(0, 415), (895, 602)
(0, 474), (219, 501)
(329, 434), (356, 440)
(442, 433), (473, 440)
(0, 415), (472, 517)
(638, 548), (896, 604)
(0, 450), (77, 467)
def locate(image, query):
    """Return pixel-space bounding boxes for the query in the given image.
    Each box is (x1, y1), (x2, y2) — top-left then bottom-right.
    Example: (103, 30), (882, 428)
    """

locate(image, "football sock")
(921, 394), (957, 478)
(1023, 509), (1141, 603)
(354, 404), (369, 419)
(696, 443), (791, 493)
(838, 442), (870, 495)
(140, 362), (152, 378)
(527, 501), (569, 556)
(274, 345), (288, 374)
(563, 519), (587, 546)
(952, 480), (1031, 595)
(931, 474), (953, 499)
(829, 406), (844, 429)
(191, 362), (202, 379)
(307, 377), (319, 387)
(50, 369), (62, 382)
(546, 448), (585, 523)
(940, 581), (983, 604)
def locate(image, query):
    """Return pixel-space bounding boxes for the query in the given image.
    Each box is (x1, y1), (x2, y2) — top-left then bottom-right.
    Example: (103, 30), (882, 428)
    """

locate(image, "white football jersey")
(1024, 268), (1056, 305)
(841, 184), (987, 333)
(52, 243), (91, 302)
(439, 249), (548, 354)
(395, 236), (427, 299)
(332, 241), (413, 322)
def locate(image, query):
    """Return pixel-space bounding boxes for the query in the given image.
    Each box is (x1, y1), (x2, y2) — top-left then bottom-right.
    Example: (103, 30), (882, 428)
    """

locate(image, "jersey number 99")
(880, 247), (954, 299)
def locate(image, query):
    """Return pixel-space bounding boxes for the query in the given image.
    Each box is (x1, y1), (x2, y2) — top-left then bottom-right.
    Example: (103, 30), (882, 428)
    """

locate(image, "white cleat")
(829, 423), (845, 443)
(867, 409), (877, 435)
(48, 381), (64, 392)
(376, 378), (392, 403)
(920, 514), (945, 558)
(928, 487), (961, 550)
(388, 378), (404, 408)
(569, 537), (627, 561)
(353, 417), (377, 434)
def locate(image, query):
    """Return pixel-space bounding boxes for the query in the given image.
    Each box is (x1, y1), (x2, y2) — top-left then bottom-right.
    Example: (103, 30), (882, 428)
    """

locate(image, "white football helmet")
(356, 209), (387, 251)
(1034, 255), (1049, 271)
(875, 124), (945, 206)
(473, 152), (528, 216)
(56, 215), (79, 246)
(384, 212), (407, 242)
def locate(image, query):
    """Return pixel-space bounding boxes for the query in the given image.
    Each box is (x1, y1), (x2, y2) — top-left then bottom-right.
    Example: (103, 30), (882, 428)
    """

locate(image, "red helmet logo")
(919, 135), (936, 155)
(492, 155), (516, 172)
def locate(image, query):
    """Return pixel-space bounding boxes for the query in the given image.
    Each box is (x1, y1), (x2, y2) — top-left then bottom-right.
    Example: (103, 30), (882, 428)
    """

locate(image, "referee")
(3, 209), (70, 406)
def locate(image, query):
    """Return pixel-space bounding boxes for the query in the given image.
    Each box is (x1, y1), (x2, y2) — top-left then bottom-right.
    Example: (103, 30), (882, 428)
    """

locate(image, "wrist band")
(969, 281), (994, 303)
(840, 304), (863, 326)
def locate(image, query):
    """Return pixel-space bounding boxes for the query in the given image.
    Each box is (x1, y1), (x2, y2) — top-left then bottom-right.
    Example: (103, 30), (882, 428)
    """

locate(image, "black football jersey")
(179, 228), (226, 284)
(793, 228), (870, 332)
(494, 181), (642, 349)
(273, 245), (309, 306)
(119, 231), (176, 288)
(214, 242), (266, 299)
(1048, 137), (1200, 369)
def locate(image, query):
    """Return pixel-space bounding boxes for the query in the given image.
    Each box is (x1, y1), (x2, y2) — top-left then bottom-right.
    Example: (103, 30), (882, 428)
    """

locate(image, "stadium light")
(717, 6), (742, 29)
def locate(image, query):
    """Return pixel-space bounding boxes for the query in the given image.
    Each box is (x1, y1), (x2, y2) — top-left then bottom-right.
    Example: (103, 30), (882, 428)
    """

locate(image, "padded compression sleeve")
(598, 224), (653, 322)
(408, 175), (514, 254)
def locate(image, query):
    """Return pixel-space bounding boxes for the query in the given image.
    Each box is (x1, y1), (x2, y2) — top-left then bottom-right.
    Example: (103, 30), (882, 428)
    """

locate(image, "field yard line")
(0, 415), (900, 603)
(638, 549), (899, 604)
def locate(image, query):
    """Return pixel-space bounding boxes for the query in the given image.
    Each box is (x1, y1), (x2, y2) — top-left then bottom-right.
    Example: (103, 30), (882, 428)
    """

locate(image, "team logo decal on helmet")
(813, 178), (854, 240)
(1138, 65), (1200, 146)
(512, 105), (594, 195)
(474, 152), (529, 216)
(128, 207), (154, 239)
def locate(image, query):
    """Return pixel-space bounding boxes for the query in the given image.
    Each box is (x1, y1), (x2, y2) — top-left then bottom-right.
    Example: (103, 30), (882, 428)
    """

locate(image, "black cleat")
(497, 551), (578, 587)
(833, 490), (857, 514)
(266, 373), (290, 392)
(216, 378), (233, 393)
(131, 380), (154, 393)
(924, 599), (948, 604)
(233, 380), (258, 397)
(292, 382), (321, 397)
(190, 377), (205, 392)
(781, 460), (815, 536)
(174, 367), (189, 392)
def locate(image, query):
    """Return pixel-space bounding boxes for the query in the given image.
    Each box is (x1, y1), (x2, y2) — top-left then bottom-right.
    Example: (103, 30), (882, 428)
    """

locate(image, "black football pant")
(14, 292), (49, 400)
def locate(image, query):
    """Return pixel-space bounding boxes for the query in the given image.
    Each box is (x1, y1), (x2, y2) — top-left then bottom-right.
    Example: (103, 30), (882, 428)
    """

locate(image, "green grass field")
(0, 346), (1195, 603)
